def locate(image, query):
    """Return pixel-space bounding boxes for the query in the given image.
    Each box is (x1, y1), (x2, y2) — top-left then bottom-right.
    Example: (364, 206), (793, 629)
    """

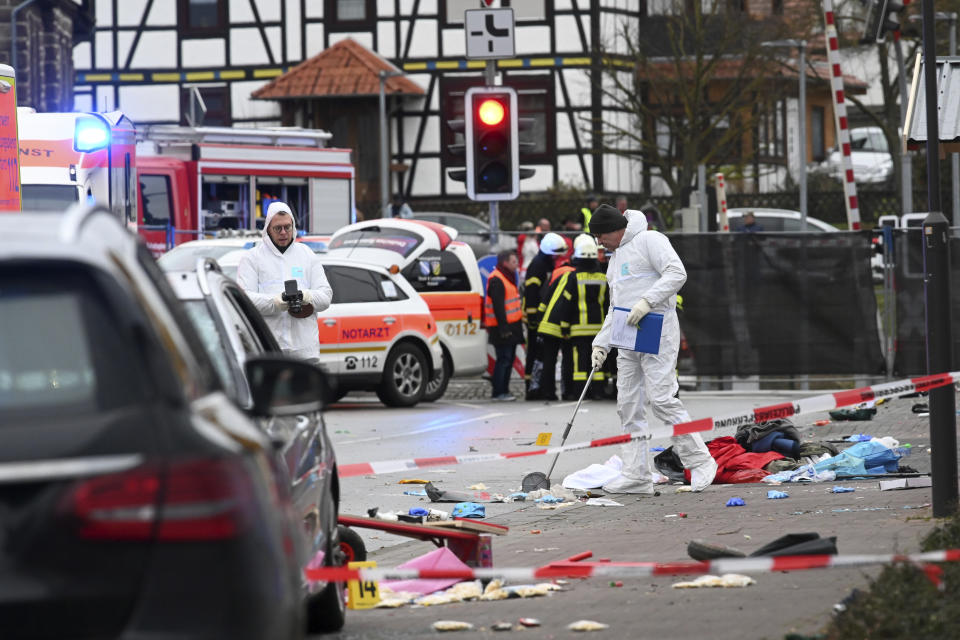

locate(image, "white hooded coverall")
(237, 205), (333, 362)
(592, 210), (714, 492)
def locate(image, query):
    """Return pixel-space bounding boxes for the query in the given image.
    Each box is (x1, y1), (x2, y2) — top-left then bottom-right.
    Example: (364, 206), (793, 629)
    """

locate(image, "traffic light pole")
(485, 60), (500, 252)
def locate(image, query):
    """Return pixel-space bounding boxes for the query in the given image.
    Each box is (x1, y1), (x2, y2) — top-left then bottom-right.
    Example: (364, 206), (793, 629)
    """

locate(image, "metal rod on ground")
(543, 364), (599, 480)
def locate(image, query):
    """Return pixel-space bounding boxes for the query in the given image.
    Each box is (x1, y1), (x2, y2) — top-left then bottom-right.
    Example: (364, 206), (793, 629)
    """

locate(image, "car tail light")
(69, 458), (255, 541)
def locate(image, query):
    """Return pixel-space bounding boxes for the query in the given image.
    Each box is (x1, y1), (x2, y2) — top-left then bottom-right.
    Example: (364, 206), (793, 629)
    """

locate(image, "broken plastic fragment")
(432, 620), (475, 632)
(567, 620), (610, 631)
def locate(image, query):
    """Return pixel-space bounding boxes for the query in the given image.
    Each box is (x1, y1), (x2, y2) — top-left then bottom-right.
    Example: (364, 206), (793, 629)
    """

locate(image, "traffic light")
(465, 86), (519, 201)
(862, 0), (905, 44)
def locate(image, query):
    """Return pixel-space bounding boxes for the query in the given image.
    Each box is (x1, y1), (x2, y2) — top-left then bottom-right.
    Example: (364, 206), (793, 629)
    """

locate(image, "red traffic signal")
(477, 99), (505, 126)
(465, 87), (519, 201)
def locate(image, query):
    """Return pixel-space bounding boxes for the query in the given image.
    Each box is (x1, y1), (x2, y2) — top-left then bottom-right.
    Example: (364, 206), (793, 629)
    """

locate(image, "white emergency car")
(327, 219), (487, 401)
(160, 239), (442, 407)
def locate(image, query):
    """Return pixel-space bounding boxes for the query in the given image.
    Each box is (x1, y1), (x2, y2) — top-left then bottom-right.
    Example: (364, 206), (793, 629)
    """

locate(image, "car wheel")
(337, 524), (367, 563)
(376, 343), (427, 407)
(306, 528), (347, 634)
(422, 350), (452, 402)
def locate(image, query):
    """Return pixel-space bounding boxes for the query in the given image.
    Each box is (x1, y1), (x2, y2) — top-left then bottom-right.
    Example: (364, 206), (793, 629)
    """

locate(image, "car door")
(323, 264), (401, 376)
(212, 279), (331, 558)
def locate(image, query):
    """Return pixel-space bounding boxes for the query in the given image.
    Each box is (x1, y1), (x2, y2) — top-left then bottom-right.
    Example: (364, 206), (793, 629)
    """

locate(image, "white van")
(327, 219), (487, 401)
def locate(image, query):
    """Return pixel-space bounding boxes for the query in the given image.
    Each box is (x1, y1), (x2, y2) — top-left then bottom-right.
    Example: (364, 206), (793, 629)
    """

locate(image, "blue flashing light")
(74, 116), (111, 152)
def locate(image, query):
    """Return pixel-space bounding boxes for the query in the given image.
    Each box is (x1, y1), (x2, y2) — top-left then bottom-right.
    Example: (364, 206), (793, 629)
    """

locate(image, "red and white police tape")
(305, 548), (960, 583)
(338, 371), (960, 479)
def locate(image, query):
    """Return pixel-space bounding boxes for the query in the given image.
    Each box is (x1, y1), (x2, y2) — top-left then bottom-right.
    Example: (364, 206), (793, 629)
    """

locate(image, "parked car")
(412, 211), (514, 258)
(156, 232), (261, 271)
(724, 208), (837, 232)
(0, 206), (343, 639)
(164, 258), (345, 632)
(328, 219), (487, 401)
(160, 244), (442, 407)
(820, 126), (894, 185)
(724, 208), (882, 283)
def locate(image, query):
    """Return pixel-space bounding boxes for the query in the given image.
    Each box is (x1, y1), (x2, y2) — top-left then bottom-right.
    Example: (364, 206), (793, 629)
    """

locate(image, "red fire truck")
(136, 125), (356, 256)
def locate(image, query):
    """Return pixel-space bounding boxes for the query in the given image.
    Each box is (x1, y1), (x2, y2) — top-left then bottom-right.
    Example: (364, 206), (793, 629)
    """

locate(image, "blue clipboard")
(611, 307), (664, 354)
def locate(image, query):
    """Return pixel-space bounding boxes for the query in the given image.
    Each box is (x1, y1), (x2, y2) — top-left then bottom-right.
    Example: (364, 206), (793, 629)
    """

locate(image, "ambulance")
(326, 219), (487, 401)
(0, 64), (19, 212)
(136, 125), (355, 257)
(17, 107), (138, 230)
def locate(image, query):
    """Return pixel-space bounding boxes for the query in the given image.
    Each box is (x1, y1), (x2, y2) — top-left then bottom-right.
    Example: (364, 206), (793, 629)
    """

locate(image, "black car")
(0, 206), (343, 639)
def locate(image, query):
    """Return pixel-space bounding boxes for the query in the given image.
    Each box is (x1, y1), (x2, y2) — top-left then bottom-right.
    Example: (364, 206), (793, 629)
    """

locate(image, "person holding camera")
(237, 201), (332, 362)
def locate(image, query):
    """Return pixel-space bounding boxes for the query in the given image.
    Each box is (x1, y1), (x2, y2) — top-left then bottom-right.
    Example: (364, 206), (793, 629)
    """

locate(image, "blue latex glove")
(766, 490), (789, 499)
(846, 434), (872, 442)
(725, 497), (745, 507)
(831, 486), (856, 493)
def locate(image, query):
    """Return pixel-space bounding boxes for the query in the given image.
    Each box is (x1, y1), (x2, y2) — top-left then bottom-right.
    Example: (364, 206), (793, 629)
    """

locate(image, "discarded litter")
(609, 581), (623, 588)
(403, 489), (427, 496)
(831, 486), (855, 493)
(432, 620), (474, 632)
(726, 497), (746, 507)
(409, 507), (429, 516)
(879, 476), (932, 491)
(845, 434), (872, 442)
(672, 574), (756, 589)
(518, 618), (541, 628)
(651, 446), (665, 451)
(829, 407), (876, 421)
(567, 620), (610, 632)
(766, 490), (789, 500)
(398, 478), (429, 484)
(468, 483), (488, 491)
(530, 529), (542, 535)
(584, 498), (624, 507)
(491, 622), (513, 631)
(813, 419), (831, 426)
(452, 502), (485, 518)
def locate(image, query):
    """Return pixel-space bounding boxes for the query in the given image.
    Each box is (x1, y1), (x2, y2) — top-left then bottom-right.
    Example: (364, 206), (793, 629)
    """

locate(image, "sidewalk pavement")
(338, 386), (957, 640)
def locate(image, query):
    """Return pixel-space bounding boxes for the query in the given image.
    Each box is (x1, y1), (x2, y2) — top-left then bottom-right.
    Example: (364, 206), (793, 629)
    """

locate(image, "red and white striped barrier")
(823, 0), (861, 230)
(715, 173), (728, 232)
(305, 548), (960, 583)
(337, 372), (960, 478)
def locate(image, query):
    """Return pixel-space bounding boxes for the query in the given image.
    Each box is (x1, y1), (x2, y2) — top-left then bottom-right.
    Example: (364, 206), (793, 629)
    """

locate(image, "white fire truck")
(135, 125), (356, 256)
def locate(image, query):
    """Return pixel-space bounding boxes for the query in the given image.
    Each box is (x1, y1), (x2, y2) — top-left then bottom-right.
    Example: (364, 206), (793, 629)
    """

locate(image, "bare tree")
(592, 2), (819, 200)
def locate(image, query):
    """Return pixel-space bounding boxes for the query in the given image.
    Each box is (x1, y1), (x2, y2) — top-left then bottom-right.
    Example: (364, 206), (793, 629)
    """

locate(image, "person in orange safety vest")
(484, 249), (524, 402)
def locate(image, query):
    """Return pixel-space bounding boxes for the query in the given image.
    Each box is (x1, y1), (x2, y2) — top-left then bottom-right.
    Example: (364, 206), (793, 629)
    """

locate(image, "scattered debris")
(481, 583), (562, 600)
(767, 490), (789, 499)
(911, 403), (929, 414)
(432, 620), (474, 632)
(584, 498), (623, 507)
(567, 620), (610, 632)
(403, 489), (427, 496)
(813, 419), (831, 426)
(672, 574), (755, 589)
(426, 482), (493, 503)
(726, 497), (745, 507)
(845, 434), (873, 442)
(398, 478), (429, 484)
(468, 483), (488, 491)
(609, 581), (623, 587)
(675, 486), (693, 493)
(452, 502), (485, 518)
(879, 476), (932, 491)
(530, 530), (541, 535)
(829, 406), (876, 421)
(831, 486), (855, 493)
(518, 618), (541, 628)
(491, 622), (513, 631)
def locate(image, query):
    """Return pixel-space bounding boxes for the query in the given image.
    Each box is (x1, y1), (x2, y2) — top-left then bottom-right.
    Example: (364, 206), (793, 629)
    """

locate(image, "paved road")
(315, 381), (949, 640)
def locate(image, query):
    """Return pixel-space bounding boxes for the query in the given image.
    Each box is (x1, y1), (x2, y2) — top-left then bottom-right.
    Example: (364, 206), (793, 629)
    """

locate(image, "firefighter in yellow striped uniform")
(536, 234), (608, 400)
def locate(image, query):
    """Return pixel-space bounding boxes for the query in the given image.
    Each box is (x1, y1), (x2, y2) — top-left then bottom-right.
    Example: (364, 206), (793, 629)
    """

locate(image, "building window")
(325, 0), (376, 30)
(811, 106), (825, 161)
(180, 85), (231, 127)
(178, 0), (227, 37)
(439, 74), (555, 169)
(756, 98), (787, 161)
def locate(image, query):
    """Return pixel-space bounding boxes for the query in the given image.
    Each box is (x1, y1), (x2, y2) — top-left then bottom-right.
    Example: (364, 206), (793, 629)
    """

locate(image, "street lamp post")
(762, 40), (808, 227)
(379, 69), (404, 218)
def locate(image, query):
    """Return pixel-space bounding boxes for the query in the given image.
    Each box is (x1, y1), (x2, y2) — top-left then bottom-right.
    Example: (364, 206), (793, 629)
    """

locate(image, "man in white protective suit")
(237, 201), (333, 363)
(589, 205), (717, 493)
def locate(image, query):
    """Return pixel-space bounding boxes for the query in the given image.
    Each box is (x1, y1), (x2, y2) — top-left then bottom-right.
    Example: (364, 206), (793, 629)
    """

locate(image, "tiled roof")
(252, 38), (424, 100)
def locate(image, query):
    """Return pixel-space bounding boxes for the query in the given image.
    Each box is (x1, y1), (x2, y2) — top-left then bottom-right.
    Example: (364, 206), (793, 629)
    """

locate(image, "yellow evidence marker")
(535, 432), (552, 446)
(346, 560), (380, 609)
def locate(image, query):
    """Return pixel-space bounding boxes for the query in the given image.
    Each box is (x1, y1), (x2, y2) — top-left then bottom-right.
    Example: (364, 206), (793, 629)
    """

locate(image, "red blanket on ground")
(683, 436), (785, 484)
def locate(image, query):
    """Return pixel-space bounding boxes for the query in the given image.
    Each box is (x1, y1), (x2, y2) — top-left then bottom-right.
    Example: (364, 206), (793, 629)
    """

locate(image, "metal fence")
(367, 188), (953, 231)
